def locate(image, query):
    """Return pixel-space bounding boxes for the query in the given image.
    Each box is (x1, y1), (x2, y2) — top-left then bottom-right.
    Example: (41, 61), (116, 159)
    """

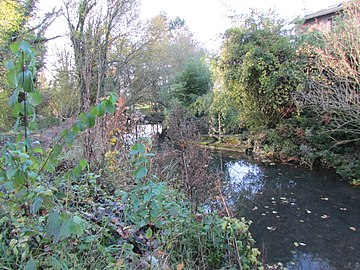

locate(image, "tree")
(49, 49), (79, 119)
(167, 57), (212, 107)
(63, 0), (141, 160)
(218, 11), (302, 129)
(63, 0), (140, 112)
(124, 14), (207, 109)
(296, 0), (360, 140)
(0, 0), (59, 130)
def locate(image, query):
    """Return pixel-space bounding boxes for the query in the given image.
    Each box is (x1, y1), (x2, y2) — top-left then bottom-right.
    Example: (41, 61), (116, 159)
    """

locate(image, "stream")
(212, 150), (360, 270)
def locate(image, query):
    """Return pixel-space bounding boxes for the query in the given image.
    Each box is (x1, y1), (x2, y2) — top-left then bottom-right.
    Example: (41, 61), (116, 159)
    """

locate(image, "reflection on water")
(213, 151), (360, 270)
(226, 160), (264, 196)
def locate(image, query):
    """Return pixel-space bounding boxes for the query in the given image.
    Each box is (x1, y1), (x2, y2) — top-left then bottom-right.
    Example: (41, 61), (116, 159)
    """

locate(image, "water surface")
(213, 151), (360, 270)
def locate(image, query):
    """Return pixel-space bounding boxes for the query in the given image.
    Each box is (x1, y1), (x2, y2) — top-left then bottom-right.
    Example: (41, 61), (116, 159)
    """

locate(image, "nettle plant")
(0, 41), (117, 268)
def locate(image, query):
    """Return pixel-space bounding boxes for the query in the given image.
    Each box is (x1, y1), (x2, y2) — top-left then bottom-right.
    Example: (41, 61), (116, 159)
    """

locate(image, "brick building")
(299, 3), (344, 31)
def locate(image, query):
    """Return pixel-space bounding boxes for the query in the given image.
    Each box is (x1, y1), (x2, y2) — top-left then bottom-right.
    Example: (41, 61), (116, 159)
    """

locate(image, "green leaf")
(55, 219), (72, 242)
(17, 69), (34, 93)
(19, 41), (33, 55)
(65, 131), (75, 145)
(46, 211), (61, 237)
(144, 192), (153, 203)
(145, 228), (153, 240)
(133, 166), (148, 179)
(44, 161), (55, 173)
(122, 243), (134, 251)
(52, 144), (63, 157)
(86, 114), (96, 128)
(25, 257), (37, 270)
(151, 201), (160, 212)
(104, 100), (115, 114)
(13, 170), (25, 186)
(5, 59), (14, 70)
(6, 167), (17, 179)
(10, 42), (20, 54)
(79, 159), (88, 170)
(109, 92), (118, 104)
(27, 171), (37, 179)
(90, 106), (98, 117)
(130, 144), (146, 156)
(31, 197), (43, 214)
(76, 119), (85, 132)
(28, 90), (41, 106)
(72, 221), (84, 237)
(7, 69), (18, 88)
(13, 102), (24, 117)
(97, 103), (105, 117)
(9, 89), (19, 106)
(42, 189), (53, 196)
(15, 133), (23, 143)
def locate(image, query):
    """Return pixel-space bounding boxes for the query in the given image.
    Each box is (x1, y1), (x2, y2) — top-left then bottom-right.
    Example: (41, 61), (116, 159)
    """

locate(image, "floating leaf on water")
(280, 197), (286, 200)
(267, 226), (276, 231)
(306, 209), (312, 214)
(272, 211), (277, 214)
(291, 203), (296, 206)
(349, 227), (356, 232)
(299, 242), (306, 246)
(264, 206), (269, 209)
(262, 213), (266, 216)
(276, 216), (280, 218)
(321, 214), (330, 219)
(321, 197), (329, 201)
(293, 242), (299, 247)
(340, 208), (347, 211)
(252, 206), (258, 211)
(271, 197), (275, 200)
(300, 220), (304, 223)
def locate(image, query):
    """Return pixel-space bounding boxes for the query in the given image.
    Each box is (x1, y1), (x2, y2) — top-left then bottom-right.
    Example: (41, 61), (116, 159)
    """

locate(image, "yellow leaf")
(176, 262), (185, 270)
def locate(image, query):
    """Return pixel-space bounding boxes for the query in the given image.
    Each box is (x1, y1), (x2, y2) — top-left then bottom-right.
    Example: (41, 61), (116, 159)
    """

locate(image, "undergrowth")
(0, 41), (263, 269)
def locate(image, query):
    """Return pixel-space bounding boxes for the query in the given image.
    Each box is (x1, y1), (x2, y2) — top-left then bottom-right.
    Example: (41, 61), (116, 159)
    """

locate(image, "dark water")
(212, 151), (360, 270)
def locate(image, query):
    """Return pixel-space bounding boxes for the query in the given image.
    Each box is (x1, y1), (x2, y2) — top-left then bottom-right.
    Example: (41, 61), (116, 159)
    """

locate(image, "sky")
(139, 0), (341, 50)
(38, 0), (342, 71)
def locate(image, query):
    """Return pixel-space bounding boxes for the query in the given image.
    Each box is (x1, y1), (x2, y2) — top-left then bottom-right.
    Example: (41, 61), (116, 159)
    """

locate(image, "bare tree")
(296, 0), (360, 143)
(62, 0), (141, 160)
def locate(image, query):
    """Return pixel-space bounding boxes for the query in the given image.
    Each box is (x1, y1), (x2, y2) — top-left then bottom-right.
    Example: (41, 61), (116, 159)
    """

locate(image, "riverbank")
(200, 133), (360, 186)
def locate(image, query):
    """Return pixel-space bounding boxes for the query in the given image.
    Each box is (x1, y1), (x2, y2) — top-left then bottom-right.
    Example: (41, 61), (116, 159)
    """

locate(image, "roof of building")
(303, 3), (343, 21)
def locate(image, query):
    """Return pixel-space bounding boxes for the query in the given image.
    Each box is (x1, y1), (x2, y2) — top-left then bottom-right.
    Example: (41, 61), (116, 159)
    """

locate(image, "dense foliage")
(217, 11), (303, 129)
